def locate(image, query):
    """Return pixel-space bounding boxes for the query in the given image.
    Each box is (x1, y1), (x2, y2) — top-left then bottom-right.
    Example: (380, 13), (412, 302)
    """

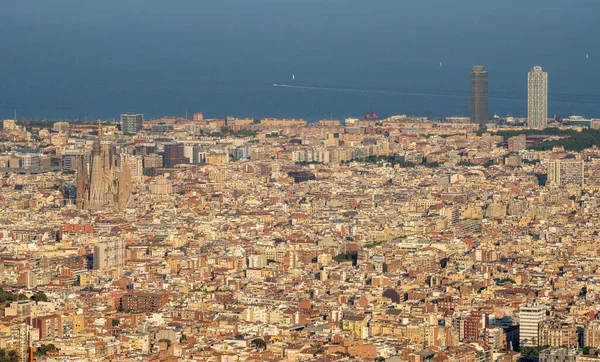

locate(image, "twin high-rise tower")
(470, 66), (489, 126)
(469, 65), (548, 129)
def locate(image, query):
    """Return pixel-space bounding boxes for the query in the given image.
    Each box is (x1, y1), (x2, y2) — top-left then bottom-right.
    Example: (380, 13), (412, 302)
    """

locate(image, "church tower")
(76, 122), (131, 211)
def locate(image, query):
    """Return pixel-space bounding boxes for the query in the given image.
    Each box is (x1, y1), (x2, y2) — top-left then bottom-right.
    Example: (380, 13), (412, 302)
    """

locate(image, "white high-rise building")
(120, 113), (144, 134)
(519, 303), (546, 347)
(10, 323), (30, 362)
(93, 238), (125, 270)
(528, 66), (548, 128)
(547, 158), (584, 187)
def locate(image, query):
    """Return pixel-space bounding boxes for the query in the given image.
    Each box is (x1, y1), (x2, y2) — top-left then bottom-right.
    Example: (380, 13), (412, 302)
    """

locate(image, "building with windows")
(519, 304), (546, 346)
(121, 292), (169, 313)
(539, 348), (580, 362)
(28, 314), (63, 341)
(528, 66), (548, 129)
(93, 238), (124, 270)
(547, 158), (584, 187)
(539, 320), (578, 348)
(163, 143), (186, 168)
(470, 66), (489, 126)
(508, 135), (527, 152)
(10, 323), (30, 362)
(120, 113), (144, 134)
(584, 320), (600, 348)
(52, 121), (70, 132)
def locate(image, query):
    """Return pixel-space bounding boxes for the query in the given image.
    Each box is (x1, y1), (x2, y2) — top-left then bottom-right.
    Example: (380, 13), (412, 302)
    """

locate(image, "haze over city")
(2, 1), (600, 362)
(1, 0), (600, 121)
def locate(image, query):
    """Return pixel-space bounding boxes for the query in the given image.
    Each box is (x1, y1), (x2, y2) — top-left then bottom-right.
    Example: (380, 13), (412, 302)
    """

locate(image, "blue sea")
(1, 0), (600, 122)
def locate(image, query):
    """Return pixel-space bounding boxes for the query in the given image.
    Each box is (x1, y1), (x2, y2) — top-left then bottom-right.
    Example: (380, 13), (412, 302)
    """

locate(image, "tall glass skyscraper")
(470, 66), (489, 126)
(528, 66), (548, 129)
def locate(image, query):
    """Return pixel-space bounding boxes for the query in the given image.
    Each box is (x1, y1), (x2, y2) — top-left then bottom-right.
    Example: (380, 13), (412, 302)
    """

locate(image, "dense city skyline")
(3, 1), (600, 362)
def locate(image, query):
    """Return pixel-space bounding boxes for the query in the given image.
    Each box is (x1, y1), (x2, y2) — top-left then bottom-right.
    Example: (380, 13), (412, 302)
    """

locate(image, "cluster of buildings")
(1, 113), (600, 362)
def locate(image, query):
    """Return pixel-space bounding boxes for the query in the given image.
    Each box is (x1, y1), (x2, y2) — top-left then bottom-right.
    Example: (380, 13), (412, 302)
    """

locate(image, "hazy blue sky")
(1, 0), (599, 120)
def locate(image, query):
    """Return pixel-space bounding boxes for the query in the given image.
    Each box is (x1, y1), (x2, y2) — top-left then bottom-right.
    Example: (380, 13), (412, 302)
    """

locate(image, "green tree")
(530, 128), (600, 152)
(333, 252), (358, 266)
(112, 319), (120, 327)
(7, 350), (16, 361)
(476, 125), (488, 136)
(0, 289), (17, 303)
(251, 338), (267, 350)
(31, 291), (49, 302)
(36, 344), (57, 355)
(0, 348), (19, 362)
(520, 345), (550, 357)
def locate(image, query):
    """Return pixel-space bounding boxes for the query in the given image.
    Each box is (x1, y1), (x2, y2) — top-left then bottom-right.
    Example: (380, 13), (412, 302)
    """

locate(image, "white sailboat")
(292, 74), (295, 80)
(439, 61), (443, 68)
(586, 53), (590, 59)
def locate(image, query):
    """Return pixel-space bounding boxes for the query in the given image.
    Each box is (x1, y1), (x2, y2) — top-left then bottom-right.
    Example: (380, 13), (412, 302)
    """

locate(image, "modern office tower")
(519, 304), (546, 346)
(120, 113), (144, 134)
(163, 143), (186, 168)
(93, 238), (125, 270)
(547, 158), (584, 187)
(470, 66), (489, 126)
(528, 66), (548, 128)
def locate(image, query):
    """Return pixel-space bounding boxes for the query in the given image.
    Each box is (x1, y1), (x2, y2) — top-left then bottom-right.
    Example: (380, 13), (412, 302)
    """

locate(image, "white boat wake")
(272, 83), (466, 99)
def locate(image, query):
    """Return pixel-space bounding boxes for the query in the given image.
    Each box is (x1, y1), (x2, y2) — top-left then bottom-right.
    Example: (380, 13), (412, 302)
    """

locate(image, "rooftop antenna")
(185, 109), (188, 119)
